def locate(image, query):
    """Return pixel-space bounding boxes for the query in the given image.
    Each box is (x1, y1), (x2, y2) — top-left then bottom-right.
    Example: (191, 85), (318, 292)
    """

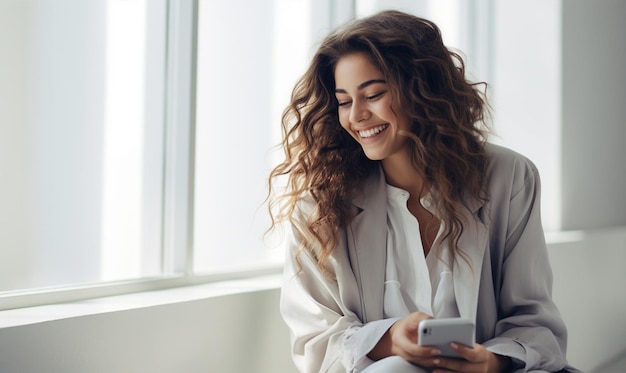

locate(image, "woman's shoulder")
(485, 143), (538, 173)
(484, 142), (540, 193)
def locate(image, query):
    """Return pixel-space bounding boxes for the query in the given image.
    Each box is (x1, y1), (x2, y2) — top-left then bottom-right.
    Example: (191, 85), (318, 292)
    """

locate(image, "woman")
(268, 10), (580, 373)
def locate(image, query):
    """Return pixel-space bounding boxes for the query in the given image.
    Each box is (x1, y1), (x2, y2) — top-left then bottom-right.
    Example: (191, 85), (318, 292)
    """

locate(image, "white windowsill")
(0, 273), (282, 329)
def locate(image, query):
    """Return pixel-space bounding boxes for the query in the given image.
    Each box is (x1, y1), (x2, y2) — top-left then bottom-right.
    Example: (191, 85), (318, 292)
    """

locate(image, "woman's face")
(334, 52), (410, 162)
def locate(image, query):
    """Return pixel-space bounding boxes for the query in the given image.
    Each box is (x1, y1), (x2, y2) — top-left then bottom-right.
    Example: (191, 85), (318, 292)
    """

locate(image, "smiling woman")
(268, 10), (582, 373)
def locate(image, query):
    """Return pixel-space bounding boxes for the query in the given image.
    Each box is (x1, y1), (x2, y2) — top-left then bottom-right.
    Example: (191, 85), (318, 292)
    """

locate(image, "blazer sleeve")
(483, 154), (573, 372)
(280, 220), (364, 373)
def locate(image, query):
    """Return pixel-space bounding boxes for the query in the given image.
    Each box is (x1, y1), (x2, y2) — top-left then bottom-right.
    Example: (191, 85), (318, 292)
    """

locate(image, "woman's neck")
(381, 150), (428, 198)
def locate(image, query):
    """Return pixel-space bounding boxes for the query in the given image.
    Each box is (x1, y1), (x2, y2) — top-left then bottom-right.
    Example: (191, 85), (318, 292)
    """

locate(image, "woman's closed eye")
(336, 91), (386, 107)
(366, 91), (386, 101)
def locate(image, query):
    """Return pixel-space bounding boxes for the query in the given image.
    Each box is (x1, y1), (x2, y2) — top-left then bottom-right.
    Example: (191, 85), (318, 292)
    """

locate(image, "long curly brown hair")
(268, 10), (491, 274)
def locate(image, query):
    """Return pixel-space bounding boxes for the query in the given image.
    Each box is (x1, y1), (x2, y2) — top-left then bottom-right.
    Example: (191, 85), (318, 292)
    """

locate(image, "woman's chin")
(361, 149), (386, 161)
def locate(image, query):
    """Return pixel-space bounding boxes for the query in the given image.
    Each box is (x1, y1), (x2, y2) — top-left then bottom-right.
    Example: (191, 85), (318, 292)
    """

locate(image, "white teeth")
(358, 124), (388, 138)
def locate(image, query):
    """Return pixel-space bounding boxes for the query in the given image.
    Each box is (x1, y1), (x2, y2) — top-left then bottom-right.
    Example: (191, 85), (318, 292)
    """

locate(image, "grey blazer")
(280, 144), (582, 373)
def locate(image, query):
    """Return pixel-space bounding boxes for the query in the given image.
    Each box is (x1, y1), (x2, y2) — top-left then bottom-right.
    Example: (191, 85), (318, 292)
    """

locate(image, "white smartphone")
(417, 318), (475, 358)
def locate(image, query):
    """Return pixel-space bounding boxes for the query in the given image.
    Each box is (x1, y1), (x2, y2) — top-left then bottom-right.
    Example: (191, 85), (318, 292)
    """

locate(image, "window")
(0, 0), (167, 293)
(0, 0), (561, 307)
(0, 0), (349, 305)
(192, 0), (306, 273)
(489, 1), (562, 231)
(192, 0), (353, 274)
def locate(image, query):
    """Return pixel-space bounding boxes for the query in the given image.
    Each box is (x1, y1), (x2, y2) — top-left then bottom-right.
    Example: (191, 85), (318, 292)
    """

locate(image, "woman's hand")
(368, 312), (441, 368)
(430, 342), (512, 373)
(368, 312), (512, 372)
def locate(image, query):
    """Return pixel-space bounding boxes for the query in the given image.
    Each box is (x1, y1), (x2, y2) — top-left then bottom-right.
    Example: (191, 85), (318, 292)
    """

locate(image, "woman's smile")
(358, 124), (389, 139)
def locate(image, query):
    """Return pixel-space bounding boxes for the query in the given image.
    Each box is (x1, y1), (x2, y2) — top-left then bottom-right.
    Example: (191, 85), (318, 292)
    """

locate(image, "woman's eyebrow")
(335, 79), (387, 93)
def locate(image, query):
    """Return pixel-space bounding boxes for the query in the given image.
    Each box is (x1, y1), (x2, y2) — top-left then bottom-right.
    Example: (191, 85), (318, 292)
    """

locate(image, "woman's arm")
(480, 148), (571, 371)
(280, 242), (356, 373)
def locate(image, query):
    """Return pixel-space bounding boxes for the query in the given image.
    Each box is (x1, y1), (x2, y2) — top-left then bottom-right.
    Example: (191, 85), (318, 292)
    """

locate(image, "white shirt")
(343, 184), (460, 371)
(383, 184), (459, 319)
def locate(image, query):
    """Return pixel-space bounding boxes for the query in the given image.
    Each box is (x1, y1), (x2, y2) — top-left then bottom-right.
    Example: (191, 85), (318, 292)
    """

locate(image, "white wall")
(0, 285), (297, 373)
(548, 228), (626, 372)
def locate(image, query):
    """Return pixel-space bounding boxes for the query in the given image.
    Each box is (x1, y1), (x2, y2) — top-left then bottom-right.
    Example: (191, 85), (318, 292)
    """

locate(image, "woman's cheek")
(338, 114), (350, 133)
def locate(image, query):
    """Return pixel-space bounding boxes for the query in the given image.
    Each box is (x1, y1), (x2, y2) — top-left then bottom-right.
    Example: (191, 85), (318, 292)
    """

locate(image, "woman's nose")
(349, 101), (370, 124)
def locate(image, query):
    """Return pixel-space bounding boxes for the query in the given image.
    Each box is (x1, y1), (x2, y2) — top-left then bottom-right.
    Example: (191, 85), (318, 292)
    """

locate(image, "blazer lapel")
(346, 168), (387, 322)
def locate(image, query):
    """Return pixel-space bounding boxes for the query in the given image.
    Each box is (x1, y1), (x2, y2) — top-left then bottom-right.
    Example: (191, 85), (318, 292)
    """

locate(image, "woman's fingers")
(431, 342), (503, 373)
(388, 312), (441, 366)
